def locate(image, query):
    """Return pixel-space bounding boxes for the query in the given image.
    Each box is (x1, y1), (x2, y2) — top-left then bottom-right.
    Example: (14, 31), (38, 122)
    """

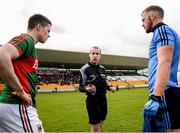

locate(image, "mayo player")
(0, 14), (52, 132)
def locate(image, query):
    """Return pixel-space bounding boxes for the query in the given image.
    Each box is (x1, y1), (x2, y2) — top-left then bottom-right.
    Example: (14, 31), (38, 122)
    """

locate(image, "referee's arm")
(79, 69), (87, 93)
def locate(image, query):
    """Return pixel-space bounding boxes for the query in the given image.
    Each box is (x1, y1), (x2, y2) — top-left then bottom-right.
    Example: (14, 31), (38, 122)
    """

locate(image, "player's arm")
(143, 45), (173, 117)
(153, 45), (174, 96)
(0, 43), (32, 105)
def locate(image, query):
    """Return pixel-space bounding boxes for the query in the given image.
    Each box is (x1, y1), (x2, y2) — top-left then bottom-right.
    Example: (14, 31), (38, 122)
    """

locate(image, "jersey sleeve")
(79, 68), (87, 92)
(154, 26), (175, 48)
(8, 34), (33, 57)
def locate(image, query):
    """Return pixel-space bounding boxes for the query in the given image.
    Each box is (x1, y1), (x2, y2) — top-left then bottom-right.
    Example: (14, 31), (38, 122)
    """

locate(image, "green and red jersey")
(0, 34), (38, 106)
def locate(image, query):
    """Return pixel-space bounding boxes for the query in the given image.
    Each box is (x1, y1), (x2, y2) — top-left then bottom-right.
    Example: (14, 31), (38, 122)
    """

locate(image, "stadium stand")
(35, 68), (148, 92)
(0, 68), (148, 93)
(0, 48), (149, 92)
(0, 79), (4, 92)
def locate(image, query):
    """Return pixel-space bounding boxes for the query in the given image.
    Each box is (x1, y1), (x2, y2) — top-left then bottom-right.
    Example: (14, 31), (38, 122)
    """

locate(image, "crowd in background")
(36, 73), (80, 85)
(0, 68), (148, 85)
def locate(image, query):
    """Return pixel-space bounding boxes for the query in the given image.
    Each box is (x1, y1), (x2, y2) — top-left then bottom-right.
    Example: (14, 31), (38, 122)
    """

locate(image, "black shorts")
(164, 87), (180, 129)
(86, 95), (107, 124)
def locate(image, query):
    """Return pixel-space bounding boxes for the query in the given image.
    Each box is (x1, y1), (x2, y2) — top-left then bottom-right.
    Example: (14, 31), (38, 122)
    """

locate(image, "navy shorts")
(143, 87), (180, 132)
(86, 95), (107, 124)
(164, 87), (180, 129)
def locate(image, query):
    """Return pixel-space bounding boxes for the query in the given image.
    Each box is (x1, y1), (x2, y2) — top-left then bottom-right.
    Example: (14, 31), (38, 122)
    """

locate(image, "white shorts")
(0, 103), (44, 132)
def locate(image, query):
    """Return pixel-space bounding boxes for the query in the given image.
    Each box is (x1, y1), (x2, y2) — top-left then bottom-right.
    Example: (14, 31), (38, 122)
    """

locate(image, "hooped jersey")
(0, 34), (38, 106)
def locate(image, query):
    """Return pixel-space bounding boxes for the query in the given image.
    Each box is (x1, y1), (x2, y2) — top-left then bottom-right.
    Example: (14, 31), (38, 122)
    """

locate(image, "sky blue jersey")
(148, 23), (180, 94)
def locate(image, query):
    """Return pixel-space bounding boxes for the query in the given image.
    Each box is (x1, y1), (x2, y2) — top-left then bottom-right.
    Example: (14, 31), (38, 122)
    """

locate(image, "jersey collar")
(151, 22), (166, 32)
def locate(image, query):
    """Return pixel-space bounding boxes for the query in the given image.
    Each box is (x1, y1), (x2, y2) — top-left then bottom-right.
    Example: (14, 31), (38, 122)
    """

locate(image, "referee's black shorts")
(86, 94), (107, 124)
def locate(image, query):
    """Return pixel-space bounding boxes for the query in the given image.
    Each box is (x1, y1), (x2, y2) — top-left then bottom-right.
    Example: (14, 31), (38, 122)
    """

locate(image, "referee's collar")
(151, 22), (166, 32)
(88, 62), (100, 67)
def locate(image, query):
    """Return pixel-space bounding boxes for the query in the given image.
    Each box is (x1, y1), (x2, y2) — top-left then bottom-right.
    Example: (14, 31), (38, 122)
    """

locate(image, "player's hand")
(110, 87), (116, 93)
(143, 95), (161, 116)
(17, 90), (32, 106)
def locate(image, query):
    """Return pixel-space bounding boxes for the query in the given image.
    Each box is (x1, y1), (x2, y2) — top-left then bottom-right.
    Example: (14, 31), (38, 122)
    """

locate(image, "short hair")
(89, 46), (101, 54)
(28, 14), (52, 30)
(142, 5), (164, 19)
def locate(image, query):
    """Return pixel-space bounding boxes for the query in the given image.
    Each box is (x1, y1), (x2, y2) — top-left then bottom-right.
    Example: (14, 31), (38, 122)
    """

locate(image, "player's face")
(141, 12), (153, 33)
(89, 48), (101, 65)
(38, 24), (51, 43)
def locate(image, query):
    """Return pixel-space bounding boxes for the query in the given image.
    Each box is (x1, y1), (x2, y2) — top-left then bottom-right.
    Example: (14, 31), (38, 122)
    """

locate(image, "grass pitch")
(36, 87), (149, 132)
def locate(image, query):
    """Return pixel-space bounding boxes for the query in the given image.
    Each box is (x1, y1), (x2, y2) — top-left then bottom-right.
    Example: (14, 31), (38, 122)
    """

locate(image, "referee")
(79, 46), (116, 132)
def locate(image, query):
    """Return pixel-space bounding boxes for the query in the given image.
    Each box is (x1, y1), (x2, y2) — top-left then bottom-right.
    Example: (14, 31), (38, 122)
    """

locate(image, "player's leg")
(147, 87), (180, 132)
(23, 105), (44, 132)
(165, 87), (180, 131)
(0, 103), (27, 132)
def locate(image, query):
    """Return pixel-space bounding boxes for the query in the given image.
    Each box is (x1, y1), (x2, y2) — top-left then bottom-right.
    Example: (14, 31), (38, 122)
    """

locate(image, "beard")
(146, 17), (153, 33)
(146, 28), (152, 33)
(38, 35), (46, 43)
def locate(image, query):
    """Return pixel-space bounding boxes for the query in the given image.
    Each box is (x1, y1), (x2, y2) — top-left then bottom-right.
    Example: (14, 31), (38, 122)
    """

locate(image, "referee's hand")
(110, 87), (116, 93)
(85, 84), (96, 95)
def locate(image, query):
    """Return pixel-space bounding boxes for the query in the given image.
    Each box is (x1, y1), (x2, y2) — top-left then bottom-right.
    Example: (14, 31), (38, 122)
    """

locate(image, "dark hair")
(142, 5), (164, 19)
(28, 14), (52, 30)
(90, 46), (101, 54)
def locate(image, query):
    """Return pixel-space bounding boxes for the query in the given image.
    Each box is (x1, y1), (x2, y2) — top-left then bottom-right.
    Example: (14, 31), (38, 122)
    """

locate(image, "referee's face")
(89, 48), (101, 65)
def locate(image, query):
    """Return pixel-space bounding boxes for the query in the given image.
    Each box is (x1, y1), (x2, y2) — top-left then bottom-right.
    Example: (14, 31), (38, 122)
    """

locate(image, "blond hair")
(142, 5), (164, 19)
